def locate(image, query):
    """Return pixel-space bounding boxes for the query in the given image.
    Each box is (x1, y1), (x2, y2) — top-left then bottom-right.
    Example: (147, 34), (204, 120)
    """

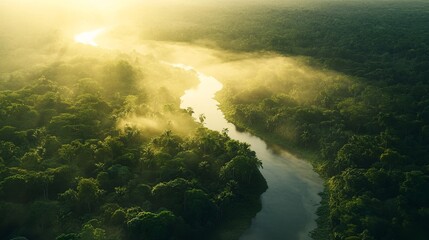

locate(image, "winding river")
(73, 27), (323, 239)
(178, 64), (324, 240)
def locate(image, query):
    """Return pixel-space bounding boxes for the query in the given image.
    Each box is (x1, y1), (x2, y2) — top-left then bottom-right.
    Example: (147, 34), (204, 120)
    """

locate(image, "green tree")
(79, 221), (106, 240)
(127, 210), (179, 240)
(77, 178), (103, 212)
(151, 178), (193, 214)
(183, 188), (216, 227)
(0, 175), (28, 202)
(21, 149), (42, 170)
(220, 155), (262, 185)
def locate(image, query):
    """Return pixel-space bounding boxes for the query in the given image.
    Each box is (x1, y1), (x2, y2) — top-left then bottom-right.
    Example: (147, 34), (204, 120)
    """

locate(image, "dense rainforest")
(1, 0), (429, 240)
(0, 51), (267, 239)
(135, 1), (429, 240)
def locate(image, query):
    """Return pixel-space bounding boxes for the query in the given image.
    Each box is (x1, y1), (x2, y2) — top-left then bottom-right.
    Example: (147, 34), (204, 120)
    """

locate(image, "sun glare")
(74, 28), (105, 47)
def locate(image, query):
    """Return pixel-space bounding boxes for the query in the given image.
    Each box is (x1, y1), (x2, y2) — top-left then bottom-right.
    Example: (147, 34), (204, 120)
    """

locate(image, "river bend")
(177, 64), (323, 240)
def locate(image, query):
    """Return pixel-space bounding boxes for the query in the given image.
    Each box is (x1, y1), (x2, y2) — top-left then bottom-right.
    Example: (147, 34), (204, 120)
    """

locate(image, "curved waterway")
(73, 26), (323, 238)
(176, 63), (324, 240)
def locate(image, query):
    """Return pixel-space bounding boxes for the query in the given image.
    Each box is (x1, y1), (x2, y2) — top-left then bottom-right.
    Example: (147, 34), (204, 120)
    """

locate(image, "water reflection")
(179, 64), (323, 240)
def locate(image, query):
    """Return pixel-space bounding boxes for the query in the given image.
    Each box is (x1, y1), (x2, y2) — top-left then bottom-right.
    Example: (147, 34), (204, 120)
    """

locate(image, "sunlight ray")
(74, 28), (105, 47)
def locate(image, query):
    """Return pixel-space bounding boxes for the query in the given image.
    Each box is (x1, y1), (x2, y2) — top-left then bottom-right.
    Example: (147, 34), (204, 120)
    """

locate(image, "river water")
(178, 64), (324, 240)
(72, 27), (323, 239)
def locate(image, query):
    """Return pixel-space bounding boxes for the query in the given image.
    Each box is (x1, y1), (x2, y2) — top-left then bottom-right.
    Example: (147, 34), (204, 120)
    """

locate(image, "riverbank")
(180, 65), (324, 240)
(217, 100), (331, 240)
(208, 185), (266, 240)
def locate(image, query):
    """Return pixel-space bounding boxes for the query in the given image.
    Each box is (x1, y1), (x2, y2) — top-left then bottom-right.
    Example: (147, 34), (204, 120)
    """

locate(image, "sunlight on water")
(172, 63), (225, 130)
(74, 28), (105, 47)
(178, 64), (323, 240)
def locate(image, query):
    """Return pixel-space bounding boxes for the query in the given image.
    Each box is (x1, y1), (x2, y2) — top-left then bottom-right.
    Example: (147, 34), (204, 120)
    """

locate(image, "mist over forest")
(1, 0), (429, 240)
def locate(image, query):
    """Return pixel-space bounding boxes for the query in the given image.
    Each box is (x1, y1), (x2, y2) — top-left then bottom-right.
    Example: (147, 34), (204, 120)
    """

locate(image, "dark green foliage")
(151, 178), (195, 214)
(0, 57), (266, 239)
(3, 1), (427, 239)
(127, 210), (180, 240)
(183, 189), (217, 227)
(220, 155), (262, 186)
(144, 1), (429, 85)
(169, 2), (429, 240)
